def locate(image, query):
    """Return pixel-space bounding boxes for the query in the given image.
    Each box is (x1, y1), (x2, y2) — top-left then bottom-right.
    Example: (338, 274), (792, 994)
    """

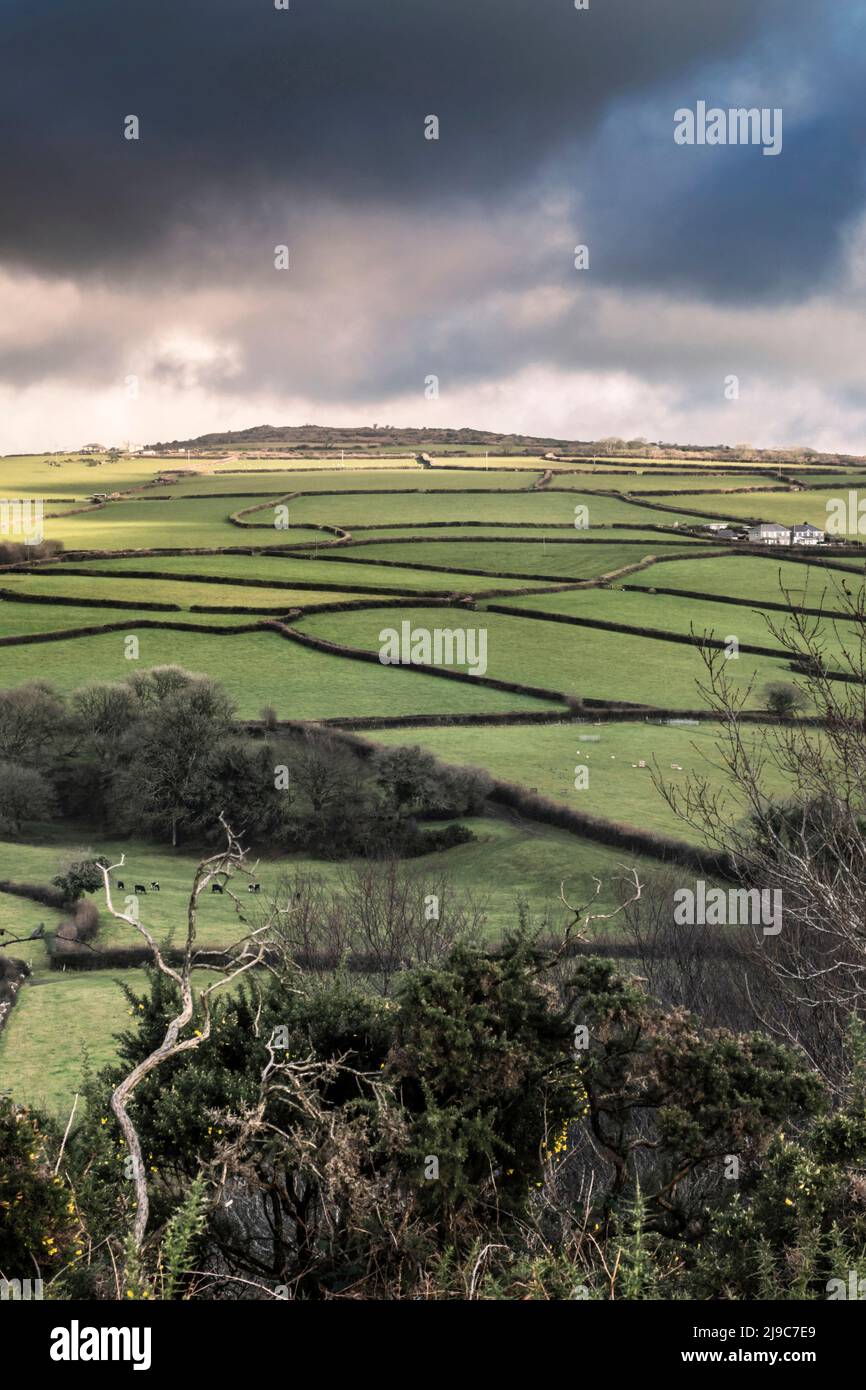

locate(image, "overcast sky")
(2, 0), (865, 453)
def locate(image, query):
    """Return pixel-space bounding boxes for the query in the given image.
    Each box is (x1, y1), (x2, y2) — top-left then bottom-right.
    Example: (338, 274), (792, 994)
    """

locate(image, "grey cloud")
(0, 0), (812, 274)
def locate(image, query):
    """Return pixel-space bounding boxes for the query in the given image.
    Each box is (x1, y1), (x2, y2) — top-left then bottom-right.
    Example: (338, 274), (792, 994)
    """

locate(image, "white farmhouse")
(790, 521), (825, 545)
(747, 522), (791, 545)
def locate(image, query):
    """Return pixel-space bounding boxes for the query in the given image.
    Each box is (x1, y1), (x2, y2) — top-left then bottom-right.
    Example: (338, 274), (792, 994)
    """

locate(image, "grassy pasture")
(0, 890), (58, 974)
(162, 468), (542, 496)
(0, 834), (260, 954)
(335, 540), (701, 581)
(289, 492), (717, 528)
(578, 461), (856, 478)
(0, 599), (260, 636)
(0, 572), (374, 613)
(548, 472), (781, 493)
(0, 818), (647, 964)
(0, 961), (250, 1115)
(492, 585), (863, 670)
(0, 624), (558, 718)
(297, 605), (801, 710)
(196, 453), (421, 467)
(556, 464), (783, 475)
(39, 497), (331, 550)
(419, 456), (547, 471)
(626, 553), (860, 604)
(373, 720), (795, 842)
(0, 969), (152, 1114)
(0, 455), (184, 497)
(343, 526), (706, 545)
(787, 473), (866, 491)
(285, 490), (716, 530)
(677, 488), (853, 530)
(52, 553), (538, 594)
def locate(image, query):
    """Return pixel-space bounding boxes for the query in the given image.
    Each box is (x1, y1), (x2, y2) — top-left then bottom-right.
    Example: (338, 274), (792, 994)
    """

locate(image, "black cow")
(134, 883), (147, 894)
(247, 883), (261, 894)
(116, 880), (125, 891)
(211, 883), (224, 894)
(150, 882), (160, 892)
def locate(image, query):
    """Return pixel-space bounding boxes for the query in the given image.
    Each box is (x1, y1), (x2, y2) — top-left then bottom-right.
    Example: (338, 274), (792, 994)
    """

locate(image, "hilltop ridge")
(147, 423), (866, 467)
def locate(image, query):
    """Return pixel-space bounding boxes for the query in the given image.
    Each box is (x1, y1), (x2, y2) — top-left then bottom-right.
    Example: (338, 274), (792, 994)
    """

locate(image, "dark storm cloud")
(0, 0), (814, 275)
(576, 81), (866, 303)
(5, 0), (866, 456)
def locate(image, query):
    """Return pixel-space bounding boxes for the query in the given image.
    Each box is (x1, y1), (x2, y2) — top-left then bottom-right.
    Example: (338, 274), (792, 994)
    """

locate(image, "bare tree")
(620, 867), (755, 1031)
(207, 1037), (410, 1299)
(558, 867), (643, 955)
(266, 862), (486, 992)
(337, 860), (484, 992)
(97, 817), (273, 1252)
(651, 566), (866, 1090)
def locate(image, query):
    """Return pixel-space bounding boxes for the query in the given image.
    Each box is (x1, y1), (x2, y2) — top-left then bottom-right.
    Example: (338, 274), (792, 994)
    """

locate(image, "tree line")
(0, 666), (490, 856)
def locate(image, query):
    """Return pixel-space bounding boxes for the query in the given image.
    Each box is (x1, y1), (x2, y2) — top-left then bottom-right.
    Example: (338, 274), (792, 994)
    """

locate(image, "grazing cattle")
(134, 883), (147, 894)
(247, 883), (261, 894)
(116, 880), (125, 891)
(211, 883), (224, 894)
(150, 882), (160, 892)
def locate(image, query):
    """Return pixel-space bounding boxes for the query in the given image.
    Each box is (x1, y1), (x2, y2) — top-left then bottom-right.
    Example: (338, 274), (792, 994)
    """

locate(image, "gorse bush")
(33, 929), (859, 1300)
(0, 1097), (87, 1289)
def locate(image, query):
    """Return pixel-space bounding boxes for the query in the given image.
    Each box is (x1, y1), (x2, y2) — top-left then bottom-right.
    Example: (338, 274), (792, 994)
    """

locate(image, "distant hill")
(151, 424), (574, 453)
(147, 423), (866, 467)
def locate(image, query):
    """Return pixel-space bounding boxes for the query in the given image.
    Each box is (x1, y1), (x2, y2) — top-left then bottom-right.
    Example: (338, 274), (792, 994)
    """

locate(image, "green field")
(0, 970), (153, 1114)
(286, 489), (716, 530)
(676, 488), (856, 530)
(0, 817), (652, 961)
(0, 624), (558, 718)
(548, 471), (782, 493)
(0, 454), (187, 496)
(0, 961), (252, 1115)
(343, 526), (705, 545)
(374, 720), (794, 841)
(0, 571), (378, 612)
(51, 552), (539, 594)
(0, 599), (255, 635)
(40, 497), (332, 550)
(297, 604), (800, 709)
(625, 553), (859, 604)
(0, 833), (270, 953)
(491, 585), (863, 669)
(333, 539), (701, 581)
